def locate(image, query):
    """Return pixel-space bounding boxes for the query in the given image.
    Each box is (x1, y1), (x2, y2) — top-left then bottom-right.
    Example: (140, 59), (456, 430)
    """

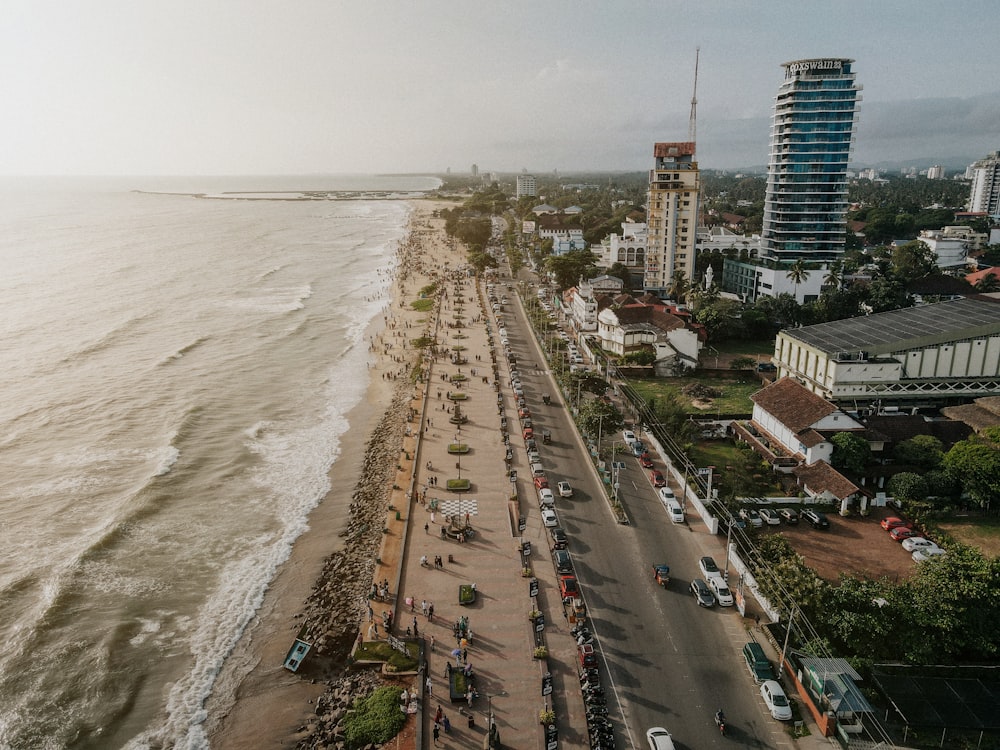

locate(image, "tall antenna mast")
(688, 47), (700, 148)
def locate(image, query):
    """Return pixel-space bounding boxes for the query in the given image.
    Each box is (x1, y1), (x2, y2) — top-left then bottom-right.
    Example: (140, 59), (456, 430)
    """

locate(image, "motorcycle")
(715, 710), (727, 736)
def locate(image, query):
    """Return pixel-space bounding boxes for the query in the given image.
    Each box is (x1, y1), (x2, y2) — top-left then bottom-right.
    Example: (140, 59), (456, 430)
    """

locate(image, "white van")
(665, 499), (684, 524)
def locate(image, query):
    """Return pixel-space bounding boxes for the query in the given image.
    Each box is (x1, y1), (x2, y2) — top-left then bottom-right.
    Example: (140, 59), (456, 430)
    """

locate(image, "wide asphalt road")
(499, 281), (796, 750)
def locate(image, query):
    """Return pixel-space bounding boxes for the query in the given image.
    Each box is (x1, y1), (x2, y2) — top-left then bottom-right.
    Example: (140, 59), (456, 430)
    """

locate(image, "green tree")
(830, 432), (871, 475)
(467, 251), (497, 274)
(607, 262), (634, 291)
(668, 269), (691, 302)
(786, 259), (810, 300)
(893, 435), (943, 470)
(545, 249), (597, 290)
(577, 398), (623, 440)
(694, 298), (744, 342)
(942, 429), (1000, 509)
(974, 273), (1000, 292)
(891, 240), (937, 282)
(887, 472), (928, 504)
(822, 260), (844, 290)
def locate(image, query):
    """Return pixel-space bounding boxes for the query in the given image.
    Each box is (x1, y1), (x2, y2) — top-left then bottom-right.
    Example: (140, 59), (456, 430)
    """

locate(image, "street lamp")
(486, 691), (507, 749)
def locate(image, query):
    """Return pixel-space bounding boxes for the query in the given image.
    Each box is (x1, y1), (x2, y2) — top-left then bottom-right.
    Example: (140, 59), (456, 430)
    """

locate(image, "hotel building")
(644, 142), (700, 296)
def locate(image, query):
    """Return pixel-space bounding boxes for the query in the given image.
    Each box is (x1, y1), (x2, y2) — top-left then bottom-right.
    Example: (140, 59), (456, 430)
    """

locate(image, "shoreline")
(207, 199), (451, 747)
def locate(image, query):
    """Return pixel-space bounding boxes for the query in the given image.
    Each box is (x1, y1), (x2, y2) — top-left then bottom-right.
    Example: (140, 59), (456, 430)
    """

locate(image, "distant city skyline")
(1, 0), (998, 176)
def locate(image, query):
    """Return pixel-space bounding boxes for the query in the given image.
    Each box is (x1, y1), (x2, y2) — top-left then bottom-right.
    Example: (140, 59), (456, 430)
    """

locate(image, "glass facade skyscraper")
(761, 58), (860, 265)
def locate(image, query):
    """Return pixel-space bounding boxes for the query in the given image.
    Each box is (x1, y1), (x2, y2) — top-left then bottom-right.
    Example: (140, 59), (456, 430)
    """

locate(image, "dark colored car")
(554, 549), (573, 573)
(690, 579), (715, 607)
(803, 509), (830, 529)
(550, 526), (568, 549)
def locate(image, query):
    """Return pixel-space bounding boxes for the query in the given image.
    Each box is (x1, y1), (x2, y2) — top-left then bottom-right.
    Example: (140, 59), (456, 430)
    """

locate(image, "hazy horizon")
(3, 1), (998, 177)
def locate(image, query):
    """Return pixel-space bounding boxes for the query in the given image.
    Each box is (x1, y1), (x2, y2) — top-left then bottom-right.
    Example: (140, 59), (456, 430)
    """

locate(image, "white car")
(622, 430), (637, 446)
(658, 487), (676, 504)
(698, 556), (720, 579)
(759, 508), (781, 525)
(538, 488), (555, 507)
(760, 680), (793, 721)
(708, 575), (734, 606)
(913, 547), (947, 562)
(901, 537), (936, 552)
(557, 481), (573, 498)
(645, 727), (676, 750)
(665, 500), (684, 524)
(541, 508), (558, 527)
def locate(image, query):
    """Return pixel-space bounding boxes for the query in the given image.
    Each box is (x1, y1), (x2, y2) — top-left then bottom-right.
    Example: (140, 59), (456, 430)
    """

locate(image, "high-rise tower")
(761, 58), (861, 265)
(969, 151), (1000, 219)
(644, 142), (700, 295)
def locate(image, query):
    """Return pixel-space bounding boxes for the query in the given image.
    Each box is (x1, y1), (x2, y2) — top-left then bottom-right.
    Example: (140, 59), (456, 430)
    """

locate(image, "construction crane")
(688, 47), (700, 149)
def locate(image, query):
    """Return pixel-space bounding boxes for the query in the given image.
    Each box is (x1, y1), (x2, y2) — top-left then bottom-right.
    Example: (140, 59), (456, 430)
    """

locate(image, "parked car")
(533, 475), (549, 490)
(665, 499), (684, 524)
(913, 547), (947, 562)
(698, 556), (720, 579)
(743, 642), (775, 684)
(538, 488), (555, 507)
(759, 508), (781, 525)
(690, 578), (715, 607)
(802, 509), (830, 529)
(778, 508), (799, 524)
(708, 576), (734, 606)
(622, 430), (637, 445)
(890, 526), (919, 542)
(541, 508), (558, 527)
(639, 453), (654, 469)
(646, 727), (676, 750)
(558, 574), (579, 599)
(760, 680), (793, 721)
(740, 508), (764, 528)
(881, 516), (911, 531)
(549, 526), (568, 549)
(631, 441), (646, 456)
(554, 548), (573, 572)
(901, 537), (937, 552)
(650, 470), (666, 488)
(557, 481), (573, 498)
(658, 487), (676, 504)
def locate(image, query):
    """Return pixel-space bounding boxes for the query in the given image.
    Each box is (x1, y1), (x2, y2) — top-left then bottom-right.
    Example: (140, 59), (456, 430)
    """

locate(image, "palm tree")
(786, 259), (810, 302)
(823, 260), (844, 291)
(668, 269), (690, 303)
(975, 273), (1000, 293)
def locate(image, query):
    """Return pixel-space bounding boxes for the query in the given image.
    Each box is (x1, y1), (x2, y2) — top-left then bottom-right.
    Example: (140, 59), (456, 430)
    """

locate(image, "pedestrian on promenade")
(426, 676), (432, 695)
(428, 602), (435, 619)
(430, 634), (436, 650)
(421, 600), (428, 616)
(413, 618), (419, 637)
(433, 724), (440, 746)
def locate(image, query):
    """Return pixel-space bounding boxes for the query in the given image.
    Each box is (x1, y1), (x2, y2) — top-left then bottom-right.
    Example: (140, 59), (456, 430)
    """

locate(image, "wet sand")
(207, 199), (457, 747)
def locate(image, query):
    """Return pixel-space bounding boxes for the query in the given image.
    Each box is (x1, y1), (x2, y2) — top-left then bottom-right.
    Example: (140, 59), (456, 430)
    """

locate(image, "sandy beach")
(207, 199), (459, 747)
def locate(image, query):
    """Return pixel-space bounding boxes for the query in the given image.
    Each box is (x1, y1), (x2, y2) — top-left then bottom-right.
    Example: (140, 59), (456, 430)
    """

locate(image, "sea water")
(0, 175), (436, 749)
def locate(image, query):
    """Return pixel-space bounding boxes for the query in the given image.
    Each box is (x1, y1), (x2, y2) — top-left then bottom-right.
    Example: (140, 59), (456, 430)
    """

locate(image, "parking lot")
(761, 505), (918, 583)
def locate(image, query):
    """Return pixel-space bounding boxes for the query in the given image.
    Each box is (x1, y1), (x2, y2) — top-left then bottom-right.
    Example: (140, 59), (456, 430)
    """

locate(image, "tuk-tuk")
(542, 393), (551, 405)
(542, 430), (552, 444)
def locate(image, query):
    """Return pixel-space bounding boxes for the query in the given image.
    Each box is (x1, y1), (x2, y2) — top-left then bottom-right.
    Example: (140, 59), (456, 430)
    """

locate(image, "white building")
(516, 174), (537, 198)
(774, 295), (1000, 406)
(645, 142), (700, 295)
(595, 221), (646, 270)
(926, 165), (945, 180)
(969, 151), (1000, 219)
(721, 258), (826, 304)
(917, 226), (986, 270)
(595, 303), (702, 373)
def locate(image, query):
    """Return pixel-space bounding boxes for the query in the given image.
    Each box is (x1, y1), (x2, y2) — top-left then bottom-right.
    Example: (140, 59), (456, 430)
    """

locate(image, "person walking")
(433, 724), (440, 746)
(426, 676), (432, 696)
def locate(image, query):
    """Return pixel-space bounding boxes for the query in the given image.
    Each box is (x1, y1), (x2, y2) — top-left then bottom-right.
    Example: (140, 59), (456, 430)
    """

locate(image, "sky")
(2, 0), (998, 176)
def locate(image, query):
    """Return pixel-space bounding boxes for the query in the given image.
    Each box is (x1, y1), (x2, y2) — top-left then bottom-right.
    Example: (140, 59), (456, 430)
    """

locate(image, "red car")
(880, 516), (910, 531)
(533, 475), (549, 490)
(578, 642), (597, 667)
(650, 470), (666, 488)
(639, 453), (654, 469)
(558, 575), (579, 600)
(890, 526), (919, 542)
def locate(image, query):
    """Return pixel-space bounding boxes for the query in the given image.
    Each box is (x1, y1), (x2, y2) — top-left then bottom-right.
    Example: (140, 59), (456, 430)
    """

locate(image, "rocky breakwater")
(295, 670), (386, 750)
(296, 386), (410, 661)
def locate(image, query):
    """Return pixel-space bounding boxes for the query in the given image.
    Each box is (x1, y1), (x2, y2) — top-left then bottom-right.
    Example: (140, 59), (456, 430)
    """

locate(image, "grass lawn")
(938, 515), (1000, 557)
(411, 298), (434, 312)
(627, 375), (759, 415)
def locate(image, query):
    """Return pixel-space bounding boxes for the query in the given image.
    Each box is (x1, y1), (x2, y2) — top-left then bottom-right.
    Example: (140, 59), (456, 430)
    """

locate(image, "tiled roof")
(751, 377), (837, 433)
(792, 461), (859, 500)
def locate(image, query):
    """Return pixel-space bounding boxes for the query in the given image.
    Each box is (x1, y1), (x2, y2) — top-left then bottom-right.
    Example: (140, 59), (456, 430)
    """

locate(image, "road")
(497, 269), (796, 750)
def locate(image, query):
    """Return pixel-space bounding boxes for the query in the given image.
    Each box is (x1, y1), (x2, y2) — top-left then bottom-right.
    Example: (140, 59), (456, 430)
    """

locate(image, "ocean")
(0, 175), (437, 749)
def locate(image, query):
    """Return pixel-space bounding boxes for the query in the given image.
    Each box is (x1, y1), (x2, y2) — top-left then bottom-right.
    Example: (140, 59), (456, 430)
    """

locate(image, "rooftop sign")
(785, 59), (846, 75)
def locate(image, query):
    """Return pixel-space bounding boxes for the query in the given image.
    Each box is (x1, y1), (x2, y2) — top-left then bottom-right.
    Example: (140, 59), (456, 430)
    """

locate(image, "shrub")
(342, 685), (407, 748)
